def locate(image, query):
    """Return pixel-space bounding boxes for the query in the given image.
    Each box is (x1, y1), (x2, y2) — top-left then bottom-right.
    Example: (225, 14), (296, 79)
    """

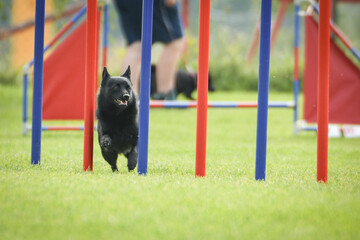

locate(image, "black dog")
(96, 66), (138, 172)
(150, 65), (215, 100)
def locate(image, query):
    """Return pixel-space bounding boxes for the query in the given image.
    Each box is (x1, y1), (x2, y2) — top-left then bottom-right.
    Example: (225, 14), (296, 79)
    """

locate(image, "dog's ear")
(122, 65), (131, 81)
(102, 67), (110, 86)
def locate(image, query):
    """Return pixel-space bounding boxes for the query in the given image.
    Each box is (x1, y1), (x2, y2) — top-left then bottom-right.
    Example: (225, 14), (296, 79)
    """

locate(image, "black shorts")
(114, 0), (184, 45)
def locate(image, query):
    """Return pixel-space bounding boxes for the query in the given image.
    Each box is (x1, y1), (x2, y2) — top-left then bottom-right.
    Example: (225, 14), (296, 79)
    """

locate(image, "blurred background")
(0, 0), (359, 91)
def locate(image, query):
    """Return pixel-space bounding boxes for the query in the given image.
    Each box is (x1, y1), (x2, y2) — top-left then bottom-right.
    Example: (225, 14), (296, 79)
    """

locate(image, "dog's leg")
(101, 150), (118, 172)
(101, 148), (118, 172)
(125, 146), (138, 171)
(100, 134), (112, 148)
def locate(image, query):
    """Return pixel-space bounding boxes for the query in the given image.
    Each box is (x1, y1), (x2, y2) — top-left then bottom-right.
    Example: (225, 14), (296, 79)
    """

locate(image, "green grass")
(0, 84), (359, 240)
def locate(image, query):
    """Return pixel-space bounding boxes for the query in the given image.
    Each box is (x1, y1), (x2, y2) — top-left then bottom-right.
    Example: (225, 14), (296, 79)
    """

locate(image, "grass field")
(0, 84), (359, 240)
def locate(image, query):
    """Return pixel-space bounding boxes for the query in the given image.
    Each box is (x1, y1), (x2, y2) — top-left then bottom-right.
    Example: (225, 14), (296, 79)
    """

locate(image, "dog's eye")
(127, 86), (131, 91)
(113, 84), (120, 89)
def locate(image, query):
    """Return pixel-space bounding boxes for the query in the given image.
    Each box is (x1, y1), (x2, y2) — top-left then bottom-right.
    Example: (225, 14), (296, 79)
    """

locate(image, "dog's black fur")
(96, 66), (138, 172)
(150, 65), (215, 100)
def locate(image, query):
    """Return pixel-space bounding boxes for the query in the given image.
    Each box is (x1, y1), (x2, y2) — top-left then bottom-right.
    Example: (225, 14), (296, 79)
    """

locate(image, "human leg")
(121, 41), (142, 94)
(155, 37), (186, 95)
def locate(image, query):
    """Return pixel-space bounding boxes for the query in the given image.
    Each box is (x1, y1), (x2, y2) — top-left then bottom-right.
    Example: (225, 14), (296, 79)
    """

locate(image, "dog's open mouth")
(114, 99), (128, 106)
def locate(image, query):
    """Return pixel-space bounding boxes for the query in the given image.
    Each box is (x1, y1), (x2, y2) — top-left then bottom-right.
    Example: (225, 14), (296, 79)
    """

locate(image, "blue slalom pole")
(31, 0), (46, 165)
(255, 0), (272, 181)
(138, 0), (154, 175)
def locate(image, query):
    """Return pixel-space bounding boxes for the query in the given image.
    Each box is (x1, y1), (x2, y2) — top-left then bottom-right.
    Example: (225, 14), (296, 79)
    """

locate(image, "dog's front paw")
(111, 165), (119, 172)
(127, 159), (137, 171)
(100, 135), (112, 148)
(126, 149), (138, 171)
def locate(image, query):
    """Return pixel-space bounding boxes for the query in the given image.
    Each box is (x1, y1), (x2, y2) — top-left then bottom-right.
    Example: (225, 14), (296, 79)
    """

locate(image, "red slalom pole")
(195, 0), (211, 177)
(317, 0), (330, 183)
(83, 0), (97, 171)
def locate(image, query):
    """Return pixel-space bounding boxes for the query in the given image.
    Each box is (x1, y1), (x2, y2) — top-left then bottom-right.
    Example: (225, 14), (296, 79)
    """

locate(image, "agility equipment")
(83, 0), (98, 171)
(31, 0), (45, 165)
(27, 0), (358, 182)
(254, 0), (272, 181)
(195, 0), (211, 177)
(149, 101), (294, 108)
(303, 11), (360, 126)
(301, 4), (360, 182)
(23, 5), (106, 134)
(316, 0), (331, 183)
(24, 4), (105, 169)
(137, 0), (154, 175)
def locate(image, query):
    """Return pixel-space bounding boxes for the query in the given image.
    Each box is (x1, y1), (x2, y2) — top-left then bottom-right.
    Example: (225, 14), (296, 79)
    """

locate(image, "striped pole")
(102, 2), (109, 68)
(255, 0), (272, 181)
(83, 0), (97, 171)
(26, 6), (87, 69)
(312, 4), (359, 61)
(31, 0), (46, 165)
(195, 0), (211, 177)
(316, 0), (331, 183)
(330, 22), (360, 61)
(138, 0), (154, 175)
(293, 1), (300, 124)
(149, 101), (294, 109)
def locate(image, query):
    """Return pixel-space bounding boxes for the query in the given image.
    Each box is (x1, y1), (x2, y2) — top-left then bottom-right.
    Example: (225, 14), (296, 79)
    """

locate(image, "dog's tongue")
(115, 99), (127, 105)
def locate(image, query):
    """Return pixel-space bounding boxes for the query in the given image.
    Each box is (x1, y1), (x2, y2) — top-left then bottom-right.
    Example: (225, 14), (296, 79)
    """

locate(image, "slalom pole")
(316, 0), (331, 183)
(195, 0), (211, 177)
(31, 0), (46, 165)
(293, 1), (300, 125)
(138, 0), (154, 175)
(102, 2), (109, 68)
(83, 0), (97, 171)
(255, 0), (272, 181)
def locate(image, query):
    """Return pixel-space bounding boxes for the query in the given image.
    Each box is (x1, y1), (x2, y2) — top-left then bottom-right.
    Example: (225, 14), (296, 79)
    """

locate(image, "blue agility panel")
(138, 0), (154, 175)
(255, 0), (272, 180)
(31, 0), (46, 165)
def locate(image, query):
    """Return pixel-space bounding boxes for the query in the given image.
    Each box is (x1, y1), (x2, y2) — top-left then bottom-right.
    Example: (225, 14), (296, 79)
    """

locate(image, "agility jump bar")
(23, 100), (294, 133)
(149, 100), (295, 108)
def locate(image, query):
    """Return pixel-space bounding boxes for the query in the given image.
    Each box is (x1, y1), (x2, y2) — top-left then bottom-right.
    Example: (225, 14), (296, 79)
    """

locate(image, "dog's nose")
(123, 94), (130, 101)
